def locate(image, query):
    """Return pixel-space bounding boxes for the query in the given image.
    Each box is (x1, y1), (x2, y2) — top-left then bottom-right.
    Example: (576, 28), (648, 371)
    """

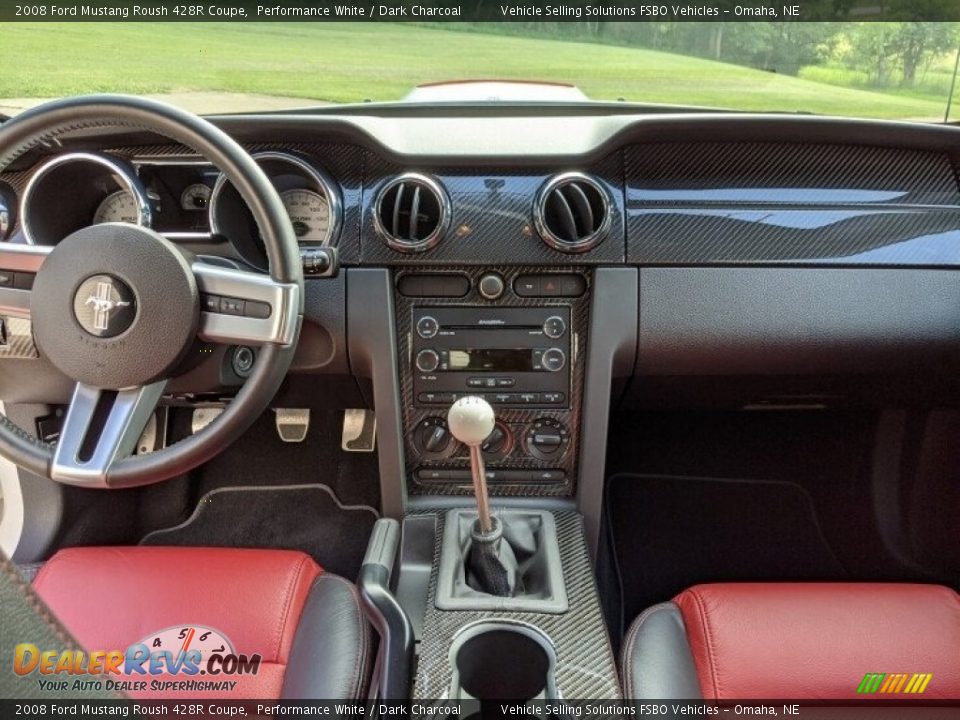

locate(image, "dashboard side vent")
(374, 173), (450, 253)
(534, 172), (611, 253)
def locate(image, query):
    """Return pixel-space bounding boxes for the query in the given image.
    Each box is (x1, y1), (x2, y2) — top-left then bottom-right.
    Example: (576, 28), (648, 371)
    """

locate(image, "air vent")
(374, 173), (450, 253)
(534, 173), (611, 253)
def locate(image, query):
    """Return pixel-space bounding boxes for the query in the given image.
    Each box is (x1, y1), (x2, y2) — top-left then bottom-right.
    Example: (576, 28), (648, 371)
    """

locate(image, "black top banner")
(1, 699), (958, 716)
(3, 0), (960, 23)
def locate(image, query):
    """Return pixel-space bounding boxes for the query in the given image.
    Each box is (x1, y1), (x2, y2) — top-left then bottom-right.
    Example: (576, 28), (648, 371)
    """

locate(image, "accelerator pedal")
(342, 409), (376, 452)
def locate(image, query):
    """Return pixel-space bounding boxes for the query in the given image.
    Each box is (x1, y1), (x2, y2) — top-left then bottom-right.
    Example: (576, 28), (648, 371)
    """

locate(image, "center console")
(369, 509), (621, 702)
(349, 265), (622, 703)
(396, 267), (591, 497)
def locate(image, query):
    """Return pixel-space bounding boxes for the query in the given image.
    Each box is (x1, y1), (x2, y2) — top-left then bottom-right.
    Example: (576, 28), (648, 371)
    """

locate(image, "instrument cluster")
(14, 150), (342, 271)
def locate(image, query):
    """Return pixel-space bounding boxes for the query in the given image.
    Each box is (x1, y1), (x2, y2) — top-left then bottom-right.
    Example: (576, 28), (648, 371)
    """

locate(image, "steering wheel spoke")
(0, 244), (50, 319)
(51, 381), (166, 487)
(193, 261), (300, 347)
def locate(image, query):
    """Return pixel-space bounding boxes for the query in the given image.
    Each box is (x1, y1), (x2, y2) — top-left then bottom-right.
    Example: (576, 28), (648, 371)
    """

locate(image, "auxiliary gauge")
(181, 183), (212, 211)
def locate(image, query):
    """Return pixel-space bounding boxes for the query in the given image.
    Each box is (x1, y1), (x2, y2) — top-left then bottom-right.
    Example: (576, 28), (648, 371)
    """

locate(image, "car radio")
(411, 306), (571, 409)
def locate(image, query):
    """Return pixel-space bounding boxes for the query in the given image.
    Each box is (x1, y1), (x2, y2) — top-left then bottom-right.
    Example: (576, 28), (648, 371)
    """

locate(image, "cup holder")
(449, 622), (558, 701)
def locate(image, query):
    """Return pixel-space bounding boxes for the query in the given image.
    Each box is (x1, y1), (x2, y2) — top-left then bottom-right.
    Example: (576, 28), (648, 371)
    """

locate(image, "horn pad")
(31, 224), (200, 389)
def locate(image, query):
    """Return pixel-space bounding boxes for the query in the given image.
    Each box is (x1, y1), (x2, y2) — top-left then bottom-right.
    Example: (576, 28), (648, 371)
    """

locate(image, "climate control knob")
(415, 349), (440, 373)
(525, 418), (570, 460)
(481, 421), (513, 460)
(414, 417), (454, 457)
(541, 347), (566, 372)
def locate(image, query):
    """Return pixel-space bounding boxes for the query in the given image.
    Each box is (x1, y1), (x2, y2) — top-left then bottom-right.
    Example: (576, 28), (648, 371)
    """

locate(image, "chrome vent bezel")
(534, 172), (612, 254)
(373, 172), (451, 253)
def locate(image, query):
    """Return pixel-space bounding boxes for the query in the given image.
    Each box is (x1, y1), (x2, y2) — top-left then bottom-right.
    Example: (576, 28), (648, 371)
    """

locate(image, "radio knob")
(416, 315), (439, 339)
(478, 273), (505, 300)
(415, 349), (440, 373)
(543, 315), (566, 339)
(541, 347), (566, 372)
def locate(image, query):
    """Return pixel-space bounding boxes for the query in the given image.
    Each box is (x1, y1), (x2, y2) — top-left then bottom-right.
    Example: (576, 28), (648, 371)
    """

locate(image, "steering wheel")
(0, 96), (303, 488)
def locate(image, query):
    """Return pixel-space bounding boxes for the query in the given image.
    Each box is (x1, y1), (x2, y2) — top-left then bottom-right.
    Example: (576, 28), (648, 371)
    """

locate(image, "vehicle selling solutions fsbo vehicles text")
(497, 5), (792, 17)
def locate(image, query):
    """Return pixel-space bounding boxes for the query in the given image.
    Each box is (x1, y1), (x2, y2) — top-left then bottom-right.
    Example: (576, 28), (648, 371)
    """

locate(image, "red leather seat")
(31, 546), (371, 699)
(622, 583), (960, 700)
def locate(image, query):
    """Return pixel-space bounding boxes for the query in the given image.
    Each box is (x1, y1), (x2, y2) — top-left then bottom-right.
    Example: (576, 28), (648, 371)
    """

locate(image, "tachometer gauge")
(181, 183), (212, 211)
(281, 188), (331, 244)
(93, 190), (139, 225)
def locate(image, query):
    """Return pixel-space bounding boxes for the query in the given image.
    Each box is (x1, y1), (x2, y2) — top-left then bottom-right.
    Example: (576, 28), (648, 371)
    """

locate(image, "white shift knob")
(447, 396), (495, 447)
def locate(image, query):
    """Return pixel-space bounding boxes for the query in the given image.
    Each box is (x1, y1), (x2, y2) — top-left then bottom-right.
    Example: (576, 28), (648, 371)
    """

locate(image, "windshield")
(2, 21), (960, 121)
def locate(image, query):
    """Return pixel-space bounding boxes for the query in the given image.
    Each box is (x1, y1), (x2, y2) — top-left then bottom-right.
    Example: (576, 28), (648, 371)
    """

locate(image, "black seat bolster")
(281, 573), (374, 700)
(621, 602), (703, 700)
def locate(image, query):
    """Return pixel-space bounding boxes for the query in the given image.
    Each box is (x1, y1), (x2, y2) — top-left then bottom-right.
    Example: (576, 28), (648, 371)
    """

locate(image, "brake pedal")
(342, 409), (376, 452)
(275, 408), (310, 443)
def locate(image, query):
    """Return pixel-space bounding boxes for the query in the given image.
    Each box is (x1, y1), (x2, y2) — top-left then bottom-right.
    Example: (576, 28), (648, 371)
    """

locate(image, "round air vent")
(534, 172), (612, 253)
(374, 173), (450, 253)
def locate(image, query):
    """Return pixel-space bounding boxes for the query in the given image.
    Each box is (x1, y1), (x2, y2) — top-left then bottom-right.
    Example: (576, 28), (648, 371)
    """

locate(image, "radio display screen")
(447, 348), (533, 372)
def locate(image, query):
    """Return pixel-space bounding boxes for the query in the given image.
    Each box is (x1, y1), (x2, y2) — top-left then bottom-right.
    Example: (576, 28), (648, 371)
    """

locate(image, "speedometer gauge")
(208, 152), (342, 269)
(281, 188), (331, 244)
(93, 190), (139, 225)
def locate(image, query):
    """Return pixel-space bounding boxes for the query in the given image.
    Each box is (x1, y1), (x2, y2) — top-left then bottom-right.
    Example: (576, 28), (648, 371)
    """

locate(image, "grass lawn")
(0, 22), (949, 120)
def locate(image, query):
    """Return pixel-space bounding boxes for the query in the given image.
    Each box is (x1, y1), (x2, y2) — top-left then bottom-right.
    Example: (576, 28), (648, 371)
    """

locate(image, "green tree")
(891, 22), (957, 86)
(846, 22), (958, 87)
(846, 23), (901, 85)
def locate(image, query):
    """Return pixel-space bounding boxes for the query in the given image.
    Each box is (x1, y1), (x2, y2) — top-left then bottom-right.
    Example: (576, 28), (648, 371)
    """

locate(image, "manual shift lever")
(447, 396), (495, 534)
(447, 395), (518, 596)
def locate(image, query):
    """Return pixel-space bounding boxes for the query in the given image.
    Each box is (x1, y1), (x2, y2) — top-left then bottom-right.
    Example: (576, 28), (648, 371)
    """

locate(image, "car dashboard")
(4, 106), (960, 516)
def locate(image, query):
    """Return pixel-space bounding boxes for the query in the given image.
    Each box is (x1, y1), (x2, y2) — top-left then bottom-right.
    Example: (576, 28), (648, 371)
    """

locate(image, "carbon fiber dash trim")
(361, 153), (625, 266)
(627, 142), (960, 196)
(0, 317), (38, 359)
(625, 142), (960, 266)
(412, 509), (621, 699)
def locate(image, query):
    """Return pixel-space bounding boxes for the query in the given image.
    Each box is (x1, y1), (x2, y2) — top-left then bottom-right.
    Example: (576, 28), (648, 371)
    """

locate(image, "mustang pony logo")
(84, 280), (131, 331)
